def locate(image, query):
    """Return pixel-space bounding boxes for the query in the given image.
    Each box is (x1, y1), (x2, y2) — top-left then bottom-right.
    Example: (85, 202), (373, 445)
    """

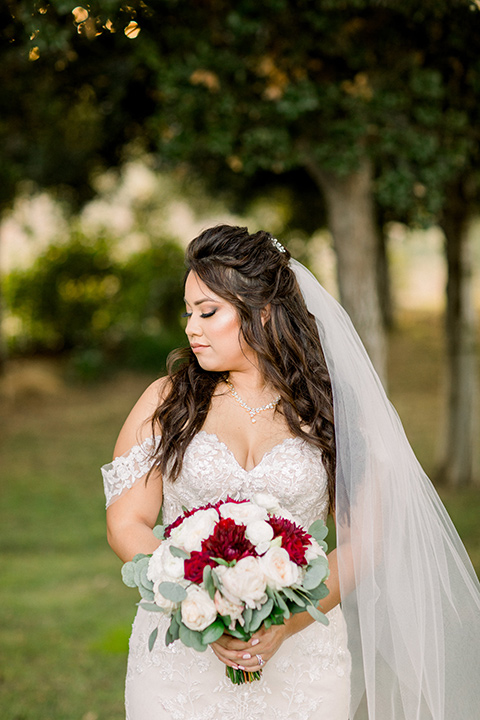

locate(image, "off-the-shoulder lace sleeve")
(101, 436), (161, 508)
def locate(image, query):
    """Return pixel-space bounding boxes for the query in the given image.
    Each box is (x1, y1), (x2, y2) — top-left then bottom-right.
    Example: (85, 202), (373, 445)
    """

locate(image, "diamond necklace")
(225, 379), (281, 423)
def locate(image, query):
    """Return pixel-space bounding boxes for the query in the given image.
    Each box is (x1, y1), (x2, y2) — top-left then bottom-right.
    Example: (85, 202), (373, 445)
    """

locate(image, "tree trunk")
(377, 221), (395, 332)
(0, 254), (6, 376)
(305, 156), (387, 383)
(438, 196), (478, 487)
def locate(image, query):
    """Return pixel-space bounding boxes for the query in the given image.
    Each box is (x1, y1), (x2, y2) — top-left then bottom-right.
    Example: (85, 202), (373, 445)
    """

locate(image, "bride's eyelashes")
(182, 309), (217, 319)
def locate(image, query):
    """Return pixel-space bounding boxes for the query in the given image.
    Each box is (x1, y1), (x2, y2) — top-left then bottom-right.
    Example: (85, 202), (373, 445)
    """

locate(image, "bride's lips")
(190, 343), (209, 353)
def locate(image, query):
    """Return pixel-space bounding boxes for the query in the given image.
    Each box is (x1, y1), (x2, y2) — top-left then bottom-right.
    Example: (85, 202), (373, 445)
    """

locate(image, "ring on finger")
(256, 653), (266, 667)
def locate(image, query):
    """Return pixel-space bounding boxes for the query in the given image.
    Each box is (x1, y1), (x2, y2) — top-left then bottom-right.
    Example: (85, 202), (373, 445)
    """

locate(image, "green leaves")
(303, 557), (329, 591)
(153, 525), (165, 540)
(248, 598), (274, 634)
(121, 561), (137, 588)
(201, 620), (225, 645)
(306, 604), (329, 626)
(169, 545), (190, 560)
(156, 582), (187, 603)
(203, 565), (216, 599)
(148, 627), (158, 651)
(179, 623), (207, 652)
(307, 519), (328, 544)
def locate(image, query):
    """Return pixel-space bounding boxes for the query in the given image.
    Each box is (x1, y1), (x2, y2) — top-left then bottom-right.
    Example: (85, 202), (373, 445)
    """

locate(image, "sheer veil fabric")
(291, 259), (480, 720)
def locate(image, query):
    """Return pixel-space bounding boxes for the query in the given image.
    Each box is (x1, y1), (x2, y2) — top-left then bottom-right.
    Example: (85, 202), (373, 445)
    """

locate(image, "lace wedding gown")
(102, 431), (351, 720)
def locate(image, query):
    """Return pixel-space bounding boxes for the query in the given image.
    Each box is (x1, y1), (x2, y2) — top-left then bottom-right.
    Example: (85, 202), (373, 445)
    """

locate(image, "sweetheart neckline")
(194, 430), (305, 474)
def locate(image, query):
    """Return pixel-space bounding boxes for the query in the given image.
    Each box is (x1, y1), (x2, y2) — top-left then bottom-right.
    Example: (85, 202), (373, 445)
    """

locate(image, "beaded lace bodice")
(102, 430), (330, 528)
(103, 431), (351, 720)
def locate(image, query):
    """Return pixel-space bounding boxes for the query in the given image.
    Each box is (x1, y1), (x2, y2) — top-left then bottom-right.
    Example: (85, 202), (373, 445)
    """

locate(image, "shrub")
(4, 234), (186, 372)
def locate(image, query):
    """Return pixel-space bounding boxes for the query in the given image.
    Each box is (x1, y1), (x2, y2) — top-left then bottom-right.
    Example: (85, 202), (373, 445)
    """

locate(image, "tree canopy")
(3, 0), (480, 222)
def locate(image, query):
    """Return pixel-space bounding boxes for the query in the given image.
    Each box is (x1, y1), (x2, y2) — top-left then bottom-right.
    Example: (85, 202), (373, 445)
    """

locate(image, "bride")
(102, 224), (480, 719)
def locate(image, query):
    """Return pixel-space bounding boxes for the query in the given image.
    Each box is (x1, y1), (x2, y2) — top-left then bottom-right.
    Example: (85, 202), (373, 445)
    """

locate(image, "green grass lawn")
(0, 314), (479, 720)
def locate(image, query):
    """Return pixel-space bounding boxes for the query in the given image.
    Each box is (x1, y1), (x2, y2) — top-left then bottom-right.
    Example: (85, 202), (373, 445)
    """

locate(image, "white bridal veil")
(291, 259), (480, 720)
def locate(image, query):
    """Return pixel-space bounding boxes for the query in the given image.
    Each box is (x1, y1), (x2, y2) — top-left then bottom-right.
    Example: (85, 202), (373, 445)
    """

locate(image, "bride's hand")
(210, 623), (289, 672)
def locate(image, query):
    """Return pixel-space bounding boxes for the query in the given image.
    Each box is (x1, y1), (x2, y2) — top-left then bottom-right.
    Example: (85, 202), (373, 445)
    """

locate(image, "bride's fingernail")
(242, 653), (251, 659)
(232, 664), (239, 669)
(251, 639), (260, 646)
(237, 665), (246, 670)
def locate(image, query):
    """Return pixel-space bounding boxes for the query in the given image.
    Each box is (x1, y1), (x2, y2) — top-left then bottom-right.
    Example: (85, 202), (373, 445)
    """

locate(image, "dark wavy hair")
(151, 225), (336, 512)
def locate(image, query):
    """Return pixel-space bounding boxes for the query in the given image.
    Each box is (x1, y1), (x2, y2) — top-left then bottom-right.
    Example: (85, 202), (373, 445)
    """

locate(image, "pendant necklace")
(225, 379), (281, 423)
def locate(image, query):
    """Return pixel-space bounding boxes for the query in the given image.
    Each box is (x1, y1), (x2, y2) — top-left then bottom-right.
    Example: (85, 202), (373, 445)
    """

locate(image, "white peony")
(245, 520), (274, 547)
(214, 590), (245, 624)
(215, 556), (267, 609)
(305, 538), (327, 563)
(252, 493), (281, 514)
(169, 508), (219, 553)
(219, 501), (267, 525)
(259, 546), (301, 590)
(147, 540), (185, 583)
(181, 585), (217, 631)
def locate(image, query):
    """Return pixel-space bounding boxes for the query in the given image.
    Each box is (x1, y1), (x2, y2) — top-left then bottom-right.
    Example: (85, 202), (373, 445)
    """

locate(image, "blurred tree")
(4, 233), (185, 371)
(3, 0), (480, 481)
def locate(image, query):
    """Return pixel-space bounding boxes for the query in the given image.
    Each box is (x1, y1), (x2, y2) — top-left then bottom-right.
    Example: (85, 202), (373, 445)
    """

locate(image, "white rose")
(147, 540), (185, 583)
(219, 501), (267, 525)
(245, 520), (274, 547)
(169, 508), (219, 552)
(181, 585), (217, 632)
(259, 546), (301, 590)
(305, 538), (327, 563)
(214, 590), (245, 622)
(215, 556), (267, 609)
(252, 493), (281, 514)
(153, 579), (178, 614)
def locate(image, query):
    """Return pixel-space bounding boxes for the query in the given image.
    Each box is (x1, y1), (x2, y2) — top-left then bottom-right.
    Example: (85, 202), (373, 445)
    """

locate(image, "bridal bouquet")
(122, 494), (330, 684)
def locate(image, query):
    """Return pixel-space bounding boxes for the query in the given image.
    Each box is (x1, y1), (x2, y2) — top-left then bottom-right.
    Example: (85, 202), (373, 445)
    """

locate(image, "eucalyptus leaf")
(133, 556), (150, 587)
(139, 602), (165, 613)
(303, 559), (329, 590)
(281, 587), (306, 606)
(179, 623), (207, 652)
(308, 582), (330, 603)
(307, 519), (328, 544)
(153, 525), (165, 540)
(201, 620), (225, 644)
(121, 561), (137, 588)
(165, 616), (180, 645)
(306, 604), (329, 625)
(249, 598), (274, 633)
(211, 569), (222, 591)
(157, 581), (187, 602)
(243, 607), (253, 633)
(138, 584), (155, 602)
(139, 564), (154, 591)
(170, 545), (190, 560)
(148, 627), (158, 651)
(212, 557), (235, 567)
(133, 552), (150, 562)
(227, 626), (249, 640)
(273, 592), (290, 619)
(203, 565), (215, 599)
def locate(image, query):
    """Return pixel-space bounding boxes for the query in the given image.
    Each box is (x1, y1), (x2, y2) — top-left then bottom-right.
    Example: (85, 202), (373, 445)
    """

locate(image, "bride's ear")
(261, 304), (271, 325)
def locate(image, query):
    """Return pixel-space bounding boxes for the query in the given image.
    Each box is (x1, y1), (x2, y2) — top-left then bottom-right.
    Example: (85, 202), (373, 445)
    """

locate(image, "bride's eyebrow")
(183, 297), (218, 306)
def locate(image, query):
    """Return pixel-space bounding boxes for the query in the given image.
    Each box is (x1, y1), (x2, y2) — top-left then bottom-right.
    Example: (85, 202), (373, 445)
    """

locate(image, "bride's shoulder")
(113, 376), (170, 458)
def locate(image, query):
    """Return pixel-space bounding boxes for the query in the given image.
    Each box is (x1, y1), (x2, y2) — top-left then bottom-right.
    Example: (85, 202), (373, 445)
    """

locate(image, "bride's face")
(184, 271), (256, 373)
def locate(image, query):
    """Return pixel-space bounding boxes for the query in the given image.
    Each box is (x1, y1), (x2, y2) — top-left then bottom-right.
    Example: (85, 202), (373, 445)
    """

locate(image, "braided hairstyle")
(151, 225), (336, 512)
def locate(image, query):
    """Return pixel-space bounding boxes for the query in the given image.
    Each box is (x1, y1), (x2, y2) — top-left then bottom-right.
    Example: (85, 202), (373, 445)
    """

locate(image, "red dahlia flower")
(268, 516), (311, 565)
(201, 517), (256, 563)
